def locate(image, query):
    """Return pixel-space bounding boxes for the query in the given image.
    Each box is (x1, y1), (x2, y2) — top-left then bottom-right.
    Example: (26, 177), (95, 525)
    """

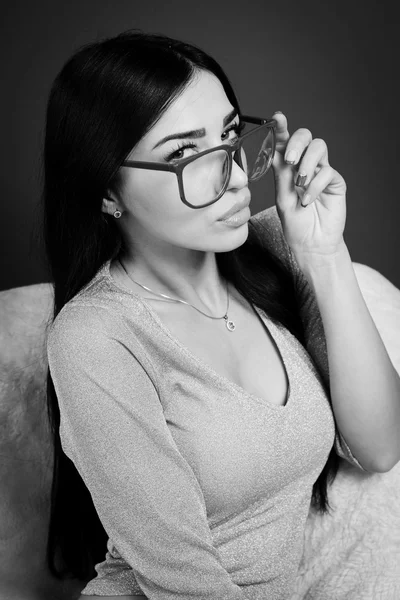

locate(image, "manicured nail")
(301, 193), (311, 207)
(296, 172), (307, 187)
(285, 150), (297, 164)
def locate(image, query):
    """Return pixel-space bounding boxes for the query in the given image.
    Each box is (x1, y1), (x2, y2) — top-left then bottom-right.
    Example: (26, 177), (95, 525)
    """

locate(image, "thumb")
(272, 149), (299, 211)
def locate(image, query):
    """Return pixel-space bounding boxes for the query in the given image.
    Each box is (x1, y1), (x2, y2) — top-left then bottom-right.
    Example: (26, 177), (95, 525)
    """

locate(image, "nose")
(227, 151), (248, 190)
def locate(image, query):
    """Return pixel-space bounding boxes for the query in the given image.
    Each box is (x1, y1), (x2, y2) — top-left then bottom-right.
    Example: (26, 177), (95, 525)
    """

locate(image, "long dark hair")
(43, 29), (339, 583)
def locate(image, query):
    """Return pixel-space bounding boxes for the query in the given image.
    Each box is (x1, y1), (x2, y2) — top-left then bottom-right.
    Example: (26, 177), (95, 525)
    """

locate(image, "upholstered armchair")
(0, 284), (85, 599)
(1, 263), (399, 600)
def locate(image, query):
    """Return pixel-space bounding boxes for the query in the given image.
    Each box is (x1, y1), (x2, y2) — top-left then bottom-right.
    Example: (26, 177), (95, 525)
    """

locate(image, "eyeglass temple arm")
(240, 115), (276, 126)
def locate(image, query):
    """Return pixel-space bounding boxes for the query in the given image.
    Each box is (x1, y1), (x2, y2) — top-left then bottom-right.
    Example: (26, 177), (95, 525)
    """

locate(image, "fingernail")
(296, 172), (307, 187)
(301, 193), (311, 207)
(273, 111), (283, 114)
(285, 150), (297, 164)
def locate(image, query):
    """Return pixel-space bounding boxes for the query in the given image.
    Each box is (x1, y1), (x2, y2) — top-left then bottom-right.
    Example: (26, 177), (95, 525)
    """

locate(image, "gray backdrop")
(1, 0), (398, 291)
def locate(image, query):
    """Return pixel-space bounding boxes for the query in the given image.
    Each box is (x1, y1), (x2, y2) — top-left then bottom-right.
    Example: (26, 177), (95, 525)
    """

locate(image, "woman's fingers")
(272, 147), (296, 210)
(300, 165), (343, 207)
(294, 138), (330, 188)
(272, 114), (328, 172)
(283, 128), (313, 165)
(271, 113), (342, 211)
(272, 111), (290, 148)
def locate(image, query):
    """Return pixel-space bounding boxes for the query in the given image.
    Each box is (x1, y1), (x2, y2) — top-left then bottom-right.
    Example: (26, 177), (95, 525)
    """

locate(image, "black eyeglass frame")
(121, 115), (277, 209)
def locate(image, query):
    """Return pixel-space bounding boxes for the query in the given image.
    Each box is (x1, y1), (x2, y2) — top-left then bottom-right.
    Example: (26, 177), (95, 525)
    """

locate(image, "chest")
(145, 294), (289, 407)
(131, 287), (335, 521)
(149, 297), (335, 521)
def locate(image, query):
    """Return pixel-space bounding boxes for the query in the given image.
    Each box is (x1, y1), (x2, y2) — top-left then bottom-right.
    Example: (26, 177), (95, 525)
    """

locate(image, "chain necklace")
(118, 259), (236, 332)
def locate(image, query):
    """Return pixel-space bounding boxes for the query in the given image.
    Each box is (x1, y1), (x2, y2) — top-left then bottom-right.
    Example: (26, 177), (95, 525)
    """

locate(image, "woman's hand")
(271, 112), (348, 266)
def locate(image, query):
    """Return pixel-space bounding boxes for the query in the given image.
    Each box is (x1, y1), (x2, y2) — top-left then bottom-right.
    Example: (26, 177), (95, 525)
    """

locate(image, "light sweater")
(47, 206), (364, 599)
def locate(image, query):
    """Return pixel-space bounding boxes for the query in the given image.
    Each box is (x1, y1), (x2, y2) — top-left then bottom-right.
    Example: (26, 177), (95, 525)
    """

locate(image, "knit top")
(47, 206), (364, 599)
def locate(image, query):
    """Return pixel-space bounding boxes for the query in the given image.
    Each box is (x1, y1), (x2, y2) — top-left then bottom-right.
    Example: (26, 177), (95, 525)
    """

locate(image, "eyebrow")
(152, 108), (239, 150)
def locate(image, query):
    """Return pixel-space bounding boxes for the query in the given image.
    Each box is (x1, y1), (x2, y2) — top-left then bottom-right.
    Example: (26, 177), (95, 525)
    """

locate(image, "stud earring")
(113, 209), (122, 219)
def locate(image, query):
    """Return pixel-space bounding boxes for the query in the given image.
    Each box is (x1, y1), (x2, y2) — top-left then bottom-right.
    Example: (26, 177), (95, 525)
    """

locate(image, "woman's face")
(110, 69), (251, 255)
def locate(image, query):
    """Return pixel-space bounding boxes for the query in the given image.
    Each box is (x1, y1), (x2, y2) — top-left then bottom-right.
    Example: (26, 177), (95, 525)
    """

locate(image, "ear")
(101, 192), (120, 216)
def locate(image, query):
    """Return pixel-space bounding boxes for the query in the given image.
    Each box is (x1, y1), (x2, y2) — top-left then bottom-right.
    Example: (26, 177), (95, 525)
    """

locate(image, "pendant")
(224, 315), (236, 331)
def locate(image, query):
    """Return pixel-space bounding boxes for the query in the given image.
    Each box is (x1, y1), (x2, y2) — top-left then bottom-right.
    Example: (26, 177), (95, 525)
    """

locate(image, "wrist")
(292, 241), (352, 291)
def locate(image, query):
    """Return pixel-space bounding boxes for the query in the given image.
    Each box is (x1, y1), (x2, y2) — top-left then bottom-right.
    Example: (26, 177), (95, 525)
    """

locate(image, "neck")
(117, 247), (228, 314)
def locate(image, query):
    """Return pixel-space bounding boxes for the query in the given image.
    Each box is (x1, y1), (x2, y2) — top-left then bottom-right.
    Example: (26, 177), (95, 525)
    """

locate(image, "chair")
(0, 284), (84, 599)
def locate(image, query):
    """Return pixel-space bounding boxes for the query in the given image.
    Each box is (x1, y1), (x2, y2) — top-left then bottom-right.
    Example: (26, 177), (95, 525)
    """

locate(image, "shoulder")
(250, 205), (286, 247)
(249, 205), (293, 271)
(47, 293), (159, 387)
(249, 204), (279, 227)
(46, 299), (120, 376)
(47, 267), (143, 358)
(250, 204), (280, 228)
(48, 299), (108, 348)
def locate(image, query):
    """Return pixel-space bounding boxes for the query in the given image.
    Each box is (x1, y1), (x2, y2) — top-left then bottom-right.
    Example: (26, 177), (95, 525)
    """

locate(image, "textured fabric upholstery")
(0, 284), (84, 599)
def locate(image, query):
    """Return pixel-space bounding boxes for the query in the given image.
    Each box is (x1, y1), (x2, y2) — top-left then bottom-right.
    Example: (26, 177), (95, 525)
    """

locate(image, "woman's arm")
(263, 111), (400, 473)
(252, 206), (400, 472)
(48, 304), (248, 599)
(299, 243), (400, 473)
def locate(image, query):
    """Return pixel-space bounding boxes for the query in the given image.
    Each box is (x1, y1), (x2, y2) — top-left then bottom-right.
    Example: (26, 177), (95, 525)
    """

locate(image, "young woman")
(44, 30), (400, 599)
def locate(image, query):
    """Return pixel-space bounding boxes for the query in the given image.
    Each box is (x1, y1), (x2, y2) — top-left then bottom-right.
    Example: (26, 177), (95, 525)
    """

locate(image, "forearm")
(298, 242), (400, 472)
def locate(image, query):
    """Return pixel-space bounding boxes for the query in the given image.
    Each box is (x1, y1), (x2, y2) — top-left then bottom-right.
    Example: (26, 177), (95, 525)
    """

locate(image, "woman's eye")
(222, 122), (242, 142)
(164, 143), (196, 162)
(163, 122), (244, 162)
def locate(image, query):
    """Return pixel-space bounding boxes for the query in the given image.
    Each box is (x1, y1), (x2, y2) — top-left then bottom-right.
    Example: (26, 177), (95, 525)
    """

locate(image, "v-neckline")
(102, 260), (293, 411)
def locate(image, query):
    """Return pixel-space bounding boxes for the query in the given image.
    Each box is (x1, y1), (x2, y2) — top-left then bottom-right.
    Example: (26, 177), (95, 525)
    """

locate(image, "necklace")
(117, 259), (236, 332)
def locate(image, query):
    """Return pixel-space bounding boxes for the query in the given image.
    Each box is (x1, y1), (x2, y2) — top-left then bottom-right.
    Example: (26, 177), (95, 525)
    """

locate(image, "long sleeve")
(250, 206), (366, 470)
(47, 304), (249, 599)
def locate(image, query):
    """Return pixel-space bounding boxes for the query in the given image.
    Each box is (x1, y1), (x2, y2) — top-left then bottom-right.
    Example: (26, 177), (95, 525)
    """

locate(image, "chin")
(214, 222), (250, 252)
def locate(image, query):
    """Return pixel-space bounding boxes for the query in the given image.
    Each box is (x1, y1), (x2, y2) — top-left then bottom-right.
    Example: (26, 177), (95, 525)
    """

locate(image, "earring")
(113, 209), (122, 219)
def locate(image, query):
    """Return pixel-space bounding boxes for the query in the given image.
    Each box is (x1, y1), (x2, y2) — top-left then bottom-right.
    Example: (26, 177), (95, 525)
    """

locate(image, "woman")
(44, 29), (400, 599)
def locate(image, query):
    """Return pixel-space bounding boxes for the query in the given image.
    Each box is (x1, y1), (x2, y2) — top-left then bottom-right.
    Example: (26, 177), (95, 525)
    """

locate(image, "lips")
(218, 197), (251, 221)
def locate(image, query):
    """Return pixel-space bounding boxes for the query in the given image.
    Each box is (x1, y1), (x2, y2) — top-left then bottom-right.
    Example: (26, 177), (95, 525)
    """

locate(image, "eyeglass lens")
(182, 124), (274, 207)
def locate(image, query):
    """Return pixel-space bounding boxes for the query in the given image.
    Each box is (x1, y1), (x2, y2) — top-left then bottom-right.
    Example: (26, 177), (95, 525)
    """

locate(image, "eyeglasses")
(121, 115), (276, 209)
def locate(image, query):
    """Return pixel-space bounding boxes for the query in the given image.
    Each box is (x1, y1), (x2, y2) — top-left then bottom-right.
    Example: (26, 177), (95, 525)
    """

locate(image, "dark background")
(1, 0), (398, 292)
